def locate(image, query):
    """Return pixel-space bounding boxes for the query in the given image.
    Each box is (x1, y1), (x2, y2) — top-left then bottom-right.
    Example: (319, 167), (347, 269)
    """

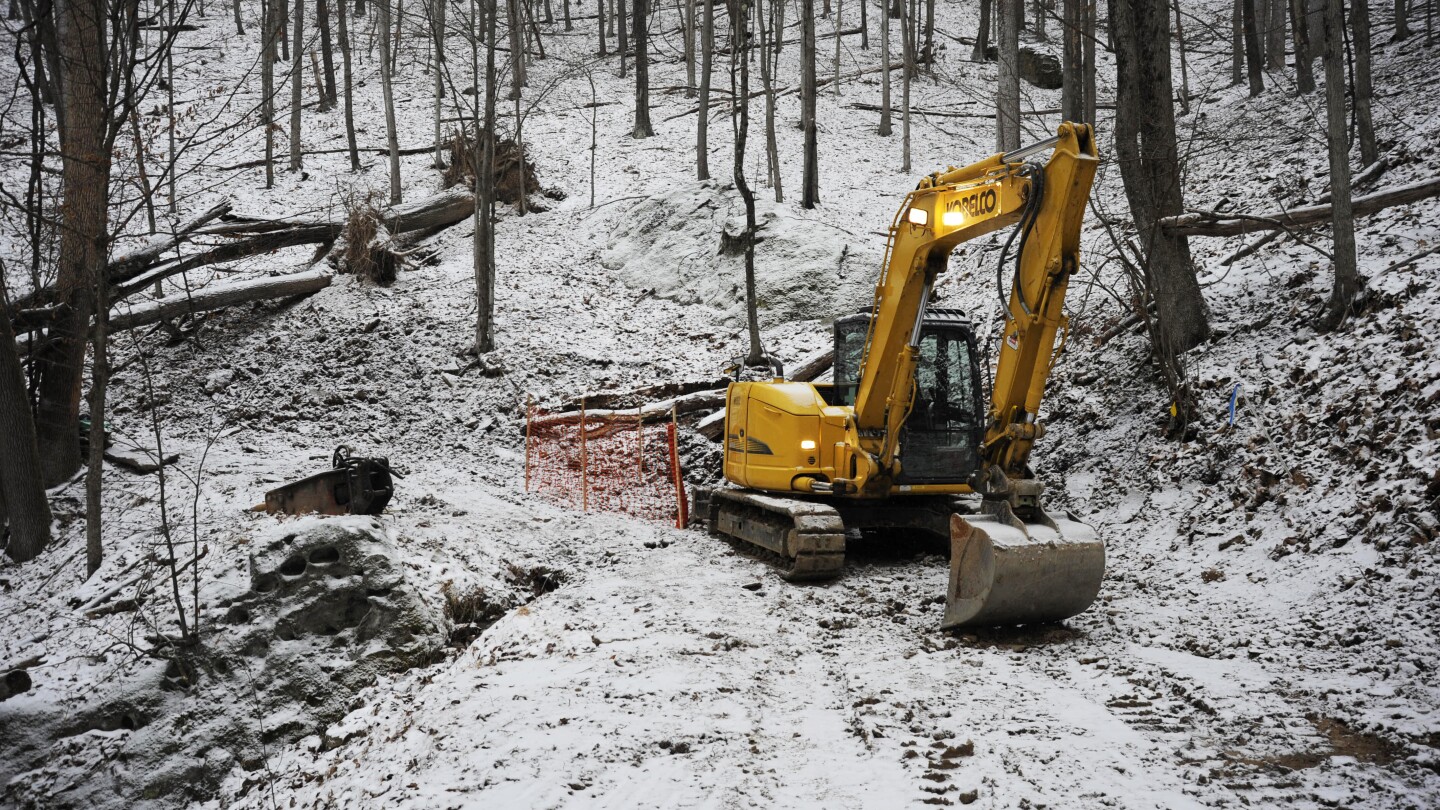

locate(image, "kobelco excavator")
(706, 122), (1104, 629)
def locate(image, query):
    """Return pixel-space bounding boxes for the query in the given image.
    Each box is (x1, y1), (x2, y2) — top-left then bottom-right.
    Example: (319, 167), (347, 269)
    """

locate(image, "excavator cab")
(829, 309), (984, 486)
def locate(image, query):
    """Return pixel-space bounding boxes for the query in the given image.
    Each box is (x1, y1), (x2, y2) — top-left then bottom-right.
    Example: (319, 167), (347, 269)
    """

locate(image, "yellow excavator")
(706, 122), (1105, 629)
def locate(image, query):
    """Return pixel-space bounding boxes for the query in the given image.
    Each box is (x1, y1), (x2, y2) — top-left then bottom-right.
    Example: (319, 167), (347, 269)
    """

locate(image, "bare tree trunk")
(1290, 0), (1315, 93)
(973, 0), (991, 59)
(922, 0), (933, 65)
(380, 0), (402, 202)
(696, 0), (711, 179)
(263, 0), (277, 186)
(732, 0), (763, 367)
(84, 246), (107, 577)
(1351, 0), (1378, 166)
(509, 0), (526, 94)
(337, 0), (361, 168)
(1265, 0), (1285, 68)
(1082, 0), (1094, 123)
(1062, 0), (1083, 120)
(1320, 0), (1359, 328)
(317, 0), (337, 104)
(860, 0), (867, 48)
(280, 0), (291, 60)
(633, 0), (653, 136)
(1231, 0), (1243, 85)
(684, 0), (696, 95)
(1392, 0), (1411, 39)
(900, 0), (913, 170)
(1110, 0), (1209, 355)
(760, 0), (782, 200)
(1241, 0), (1264, 95)
(598, 0), (606, 54)
(801, 0), (819, 207)
(234, 0), (245, 33)
(432, 0), (446, 167)
(476, 0), (499, 353)
(0, 284), (52, 563)
(879, 0), (892, 134)
(35, 0), (109, 486)
(996, 0), (1020, 150)
(1173, 0), (1190, 115)
(833, 0), (843, 94)
(617, 0), (627, 74)
(290, 0), (305, 170)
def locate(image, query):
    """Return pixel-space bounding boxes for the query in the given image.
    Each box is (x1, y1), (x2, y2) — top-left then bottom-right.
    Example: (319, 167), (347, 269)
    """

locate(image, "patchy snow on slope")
(2, 0), (1440, 806)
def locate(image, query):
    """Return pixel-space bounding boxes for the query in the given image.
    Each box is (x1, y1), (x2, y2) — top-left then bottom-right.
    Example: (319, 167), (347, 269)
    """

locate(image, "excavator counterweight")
(705, 123), (1105, 629)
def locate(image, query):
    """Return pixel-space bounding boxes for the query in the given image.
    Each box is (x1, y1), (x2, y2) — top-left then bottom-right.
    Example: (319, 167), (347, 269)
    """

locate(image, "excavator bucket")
(943, 511), (1105, 629)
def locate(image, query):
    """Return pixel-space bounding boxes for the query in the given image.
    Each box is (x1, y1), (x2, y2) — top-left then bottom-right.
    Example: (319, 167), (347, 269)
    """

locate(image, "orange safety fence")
(524, 401), (689, 529)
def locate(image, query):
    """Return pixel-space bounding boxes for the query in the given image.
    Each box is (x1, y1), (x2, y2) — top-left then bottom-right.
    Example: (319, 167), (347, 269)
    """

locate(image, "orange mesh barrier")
(525, 403), (689, 528)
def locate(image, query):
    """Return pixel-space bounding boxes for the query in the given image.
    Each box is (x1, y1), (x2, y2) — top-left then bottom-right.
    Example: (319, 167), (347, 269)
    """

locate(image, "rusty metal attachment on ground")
(260, 445), (397, 516)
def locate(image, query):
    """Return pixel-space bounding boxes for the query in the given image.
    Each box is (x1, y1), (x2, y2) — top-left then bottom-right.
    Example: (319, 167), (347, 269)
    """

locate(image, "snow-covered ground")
(2, 0), (1439, 807)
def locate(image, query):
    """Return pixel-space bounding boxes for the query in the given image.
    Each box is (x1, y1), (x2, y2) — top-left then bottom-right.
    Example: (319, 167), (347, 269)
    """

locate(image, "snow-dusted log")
(1159, 177), (1440, 237)
(107, 270), (333, 331)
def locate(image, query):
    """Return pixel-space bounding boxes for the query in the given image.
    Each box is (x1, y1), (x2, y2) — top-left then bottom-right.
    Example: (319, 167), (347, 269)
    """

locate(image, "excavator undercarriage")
(702, 487), (1104, 629)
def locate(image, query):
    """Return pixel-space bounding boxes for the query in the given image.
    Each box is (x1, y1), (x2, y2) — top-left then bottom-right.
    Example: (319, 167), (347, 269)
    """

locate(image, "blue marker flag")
(1228, 383), (1242, 426)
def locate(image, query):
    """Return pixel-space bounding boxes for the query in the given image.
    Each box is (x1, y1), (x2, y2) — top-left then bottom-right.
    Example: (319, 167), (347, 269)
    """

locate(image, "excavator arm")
(845, 123), (1099, 503)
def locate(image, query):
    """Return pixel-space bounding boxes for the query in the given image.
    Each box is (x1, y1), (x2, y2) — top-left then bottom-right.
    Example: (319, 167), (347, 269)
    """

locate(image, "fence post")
(524, 395), (533, 492)
(580, 397), (589, 512)
(669, 405), (688, 528)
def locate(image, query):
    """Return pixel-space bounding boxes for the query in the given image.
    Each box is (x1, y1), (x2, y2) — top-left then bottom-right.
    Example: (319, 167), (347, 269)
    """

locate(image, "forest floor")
(1, 0), (1439, 807)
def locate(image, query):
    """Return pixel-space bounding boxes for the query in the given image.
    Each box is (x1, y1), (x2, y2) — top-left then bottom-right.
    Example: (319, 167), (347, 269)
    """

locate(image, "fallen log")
(560, 377), (731, 412)
(1159, 176), (1440, 237)
(529, 388), (728, 429)
(107, 270), (333, 331)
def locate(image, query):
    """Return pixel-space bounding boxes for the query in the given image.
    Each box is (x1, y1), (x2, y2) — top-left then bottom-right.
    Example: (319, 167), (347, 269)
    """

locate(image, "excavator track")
(703, 488), (1104, 628)
(706, 489), (846, 581)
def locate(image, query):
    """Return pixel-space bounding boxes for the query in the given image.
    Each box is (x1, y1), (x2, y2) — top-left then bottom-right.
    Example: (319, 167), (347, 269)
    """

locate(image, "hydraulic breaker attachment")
(261, 446), (397, 517)
(943, 502), (1104, 629)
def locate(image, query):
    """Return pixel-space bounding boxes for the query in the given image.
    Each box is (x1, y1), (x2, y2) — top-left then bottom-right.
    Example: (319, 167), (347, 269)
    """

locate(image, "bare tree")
(1063, 0), (1083, 120)
(430, 0), (446, 167)
(290, 0), (305, 171)
(598, 0), (607, 54)
(1231, 0), (1243, 85)
(731, 0), (763, 366)
(973, 0), (991, 60)
(0, 269), (52, 563)
(476, 0), (499, 352)
(696, 0), (712, 179)
(1173, 0), (1190, 115)
(337, 0), (361, 168)
(380, 0), (402, 202)
(1109, 0), (1210, 375)
(1392, 0), (1411, 39)
(996, 0), (1020, 150)
(1290, 0), (1315, 93)
(900, 0), (914, 170)
(263, 0), (278, 185)
(32, 0), (112, 485)
(879, 0), (892, 135)
(1265, 0), (1285, 68)
(1241, 0), (1264, 95)
(317, 0), (338, 104)
(760, 0), (783, 200)
(509, 0), (526, 94)
(633, 0), (653, 136)
(1351, 0), (1378, 167)
(801, 0), (819, 207)
(1320, 0), (1359, 328)
(684, 0), (696, 95)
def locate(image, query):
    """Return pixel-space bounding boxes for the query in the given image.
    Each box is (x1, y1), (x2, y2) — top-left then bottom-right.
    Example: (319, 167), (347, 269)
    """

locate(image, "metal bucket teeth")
(943, 512), (1105, 629)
